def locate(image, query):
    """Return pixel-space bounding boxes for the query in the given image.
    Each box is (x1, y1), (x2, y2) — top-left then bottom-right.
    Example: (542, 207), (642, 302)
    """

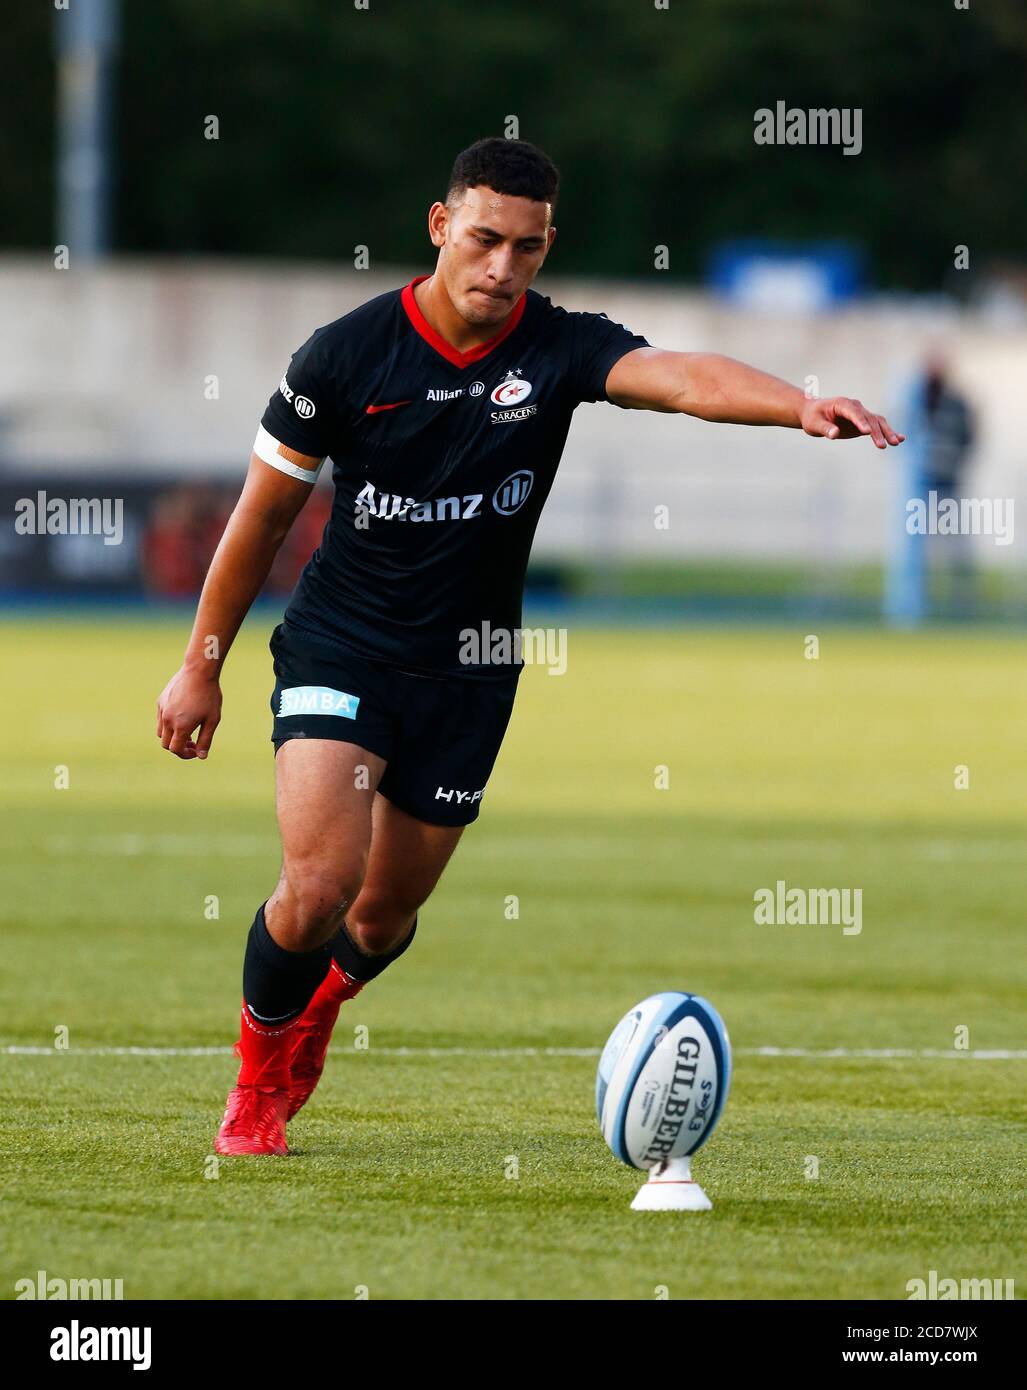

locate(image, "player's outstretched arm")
(156, 447), (318, 761)
(604, 347), (904, 448)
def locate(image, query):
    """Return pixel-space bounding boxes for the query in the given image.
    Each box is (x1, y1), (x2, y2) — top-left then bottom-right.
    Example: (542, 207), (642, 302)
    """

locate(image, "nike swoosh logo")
(365, 400), (413, 414)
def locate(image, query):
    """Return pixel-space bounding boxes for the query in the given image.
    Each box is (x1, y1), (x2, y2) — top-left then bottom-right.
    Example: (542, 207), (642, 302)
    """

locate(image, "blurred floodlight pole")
(55, 0), (120, 260)
(883, 374), (928, 627)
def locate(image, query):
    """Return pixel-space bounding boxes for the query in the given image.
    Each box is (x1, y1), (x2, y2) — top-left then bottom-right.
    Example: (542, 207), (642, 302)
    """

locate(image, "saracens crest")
(489, 369), (533, 407)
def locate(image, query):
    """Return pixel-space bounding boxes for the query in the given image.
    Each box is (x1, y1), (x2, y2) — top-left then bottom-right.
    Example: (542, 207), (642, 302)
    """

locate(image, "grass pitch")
(1, 616), (1024, 1300)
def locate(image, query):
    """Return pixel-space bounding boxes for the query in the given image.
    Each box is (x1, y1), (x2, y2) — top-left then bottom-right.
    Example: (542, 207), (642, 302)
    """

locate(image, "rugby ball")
(596, 991), (731, 1170)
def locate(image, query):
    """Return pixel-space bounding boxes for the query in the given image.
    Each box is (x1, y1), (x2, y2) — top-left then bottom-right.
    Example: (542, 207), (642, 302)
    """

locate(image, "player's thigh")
(274, 737), (386, 880)
(350, 794), (464, 926)
(376, 668), (520, 829)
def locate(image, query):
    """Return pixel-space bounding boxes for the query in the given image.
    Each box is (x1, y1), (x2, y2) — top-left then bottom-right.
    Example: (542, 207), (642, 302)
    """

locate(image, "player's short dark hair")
(446, 137), (560, 212)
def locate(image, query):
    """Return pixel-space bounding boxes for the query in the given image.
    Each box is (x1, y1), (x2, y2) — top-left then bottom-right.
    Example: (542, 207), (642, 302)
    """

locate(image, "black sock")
(242, 902), (333, 1025)
(332, 915), (418, 983)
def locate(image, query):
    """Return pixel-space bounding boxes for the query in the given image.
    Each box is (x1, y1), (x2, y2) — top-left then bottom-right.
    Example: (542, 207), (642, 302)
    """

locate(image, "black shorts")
(268, 621), (521, 826)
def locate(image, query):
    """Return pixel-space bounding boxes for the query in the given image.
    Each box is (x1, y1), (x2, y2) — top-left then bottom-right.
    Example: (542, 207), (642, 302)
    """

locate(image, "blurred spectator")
(922, 355), (977, 613)
(142, 481), (331, 599)
(923, 357), (976, 499)
(142, 486), (233, 597)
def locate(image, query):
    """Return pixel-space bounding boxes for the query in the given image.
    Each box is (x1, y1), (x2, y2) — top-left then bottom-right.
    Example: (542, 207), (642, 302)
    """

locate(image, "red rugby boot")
(287, 961), (366, 1120)
(214, 1004), (294, 1155)
(215, 1083), (290, 1156)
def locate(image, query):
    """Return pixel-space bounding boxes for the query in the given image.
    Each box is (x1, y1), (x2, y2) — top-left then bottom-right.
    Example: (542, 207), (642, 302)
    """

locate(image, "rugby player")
(156, 137), (904, 1155)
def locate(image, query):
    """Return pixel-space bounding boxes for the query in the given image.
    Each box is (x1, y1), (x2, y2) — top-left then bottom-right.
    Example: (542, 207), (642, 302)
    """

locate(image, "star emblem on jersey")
(490, 370), (533, 407)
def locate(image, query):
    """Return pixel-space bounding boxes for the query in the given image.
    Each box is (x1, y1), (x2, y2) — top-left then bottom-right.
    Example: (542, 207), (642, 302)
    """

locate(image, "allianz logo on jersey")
(278, 374), (316, 419)
(354, 470), (534, 522)
(425, 382), (486, 401)
(421, 371), (537, 424)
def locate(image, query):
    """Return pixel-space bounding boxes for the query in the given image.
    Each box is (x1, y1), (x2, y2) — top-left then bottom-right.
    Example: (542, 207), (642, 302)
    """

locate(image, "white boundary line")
(3, 1044), (1025, 1060)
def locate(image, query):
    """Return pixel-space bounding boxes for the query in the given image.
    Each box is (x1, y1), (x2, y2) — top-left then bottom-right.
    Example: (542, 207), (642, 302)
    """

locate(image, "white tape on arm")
(253, 425), (324, 484)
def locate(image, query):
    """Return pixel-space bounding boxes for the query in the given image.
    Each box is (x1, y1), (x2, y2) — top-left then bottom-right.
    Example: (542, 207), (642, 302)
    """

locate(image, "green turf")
(1, 618), (1024, 1299)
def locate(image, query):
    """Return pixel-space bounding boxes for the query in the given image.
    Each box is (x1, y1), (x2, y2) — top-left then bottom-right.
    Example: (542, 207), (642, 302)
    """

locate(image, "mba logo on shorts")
(278, 686), (360, 719)
(493, 470), (534, 516)
(490, 370), (532, 406)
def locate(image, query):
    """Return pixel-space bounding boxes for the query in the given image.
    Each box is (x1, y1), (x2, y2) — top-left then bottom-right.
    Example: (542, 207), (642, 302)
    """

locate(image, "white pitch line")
(745, 1046), (1027, 1060)
(37, 835), (1027, 865)
(4, 1045), (234, 1057)
(3, 1044), (1025, 1060)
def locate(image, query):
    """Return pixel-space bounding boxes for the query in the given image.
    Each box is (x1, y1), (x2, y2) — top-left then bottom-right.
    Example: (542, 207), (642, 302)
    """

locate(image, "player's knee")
(285, 864), (365, 948)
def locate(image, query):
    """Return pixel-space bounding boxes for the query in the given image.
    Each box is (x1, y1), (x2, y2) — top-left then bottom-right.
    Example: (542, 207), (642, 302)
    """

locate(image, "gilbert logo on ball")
(596, 991), (732, 1211)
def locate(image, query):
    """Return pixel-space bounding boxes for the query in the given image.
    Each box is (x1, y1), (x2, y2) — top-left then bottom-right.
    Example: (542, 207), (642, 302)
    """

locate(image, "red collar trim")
(401, 275), (526, 369)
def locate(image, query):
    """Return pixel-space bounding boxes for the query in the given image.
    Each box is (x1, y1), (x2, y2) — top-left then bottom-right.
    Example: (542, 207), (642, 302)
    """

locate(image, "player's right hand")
(157, 666), (223, 760)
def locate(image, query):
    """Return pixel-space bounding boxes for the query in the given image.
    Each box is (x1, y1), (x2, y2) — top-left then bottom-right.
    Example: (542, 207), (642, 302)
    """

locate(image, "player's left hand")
(801, 397), (905, 449)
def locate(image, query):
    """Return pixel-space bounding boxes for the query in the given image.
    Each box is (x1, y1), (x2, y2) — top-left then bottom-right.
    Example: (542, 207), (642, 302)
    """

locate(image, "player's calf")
(345, 898), (419, 955)
(287, 914), (419, 1120)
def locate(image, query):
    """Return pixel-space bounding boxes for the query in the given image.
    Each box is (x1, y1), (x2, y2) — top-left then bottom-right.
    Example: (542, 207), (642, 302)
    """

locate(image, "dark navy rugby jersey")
(259, 275), (649, 678)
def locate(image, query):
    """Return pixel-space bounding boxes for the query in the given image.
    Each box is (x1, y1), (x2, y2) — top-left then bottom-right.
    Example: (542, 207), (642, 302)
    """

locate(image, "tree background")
(4, 0), (1025, 289)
